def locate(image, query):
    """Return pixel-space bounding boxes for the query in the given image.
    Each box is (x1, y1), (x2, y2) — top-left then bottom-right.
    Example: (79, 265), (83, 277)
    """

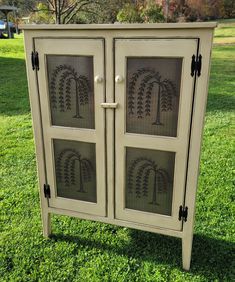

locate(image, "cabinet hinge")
(191, 54), (202, 77)
(31, 51), (39, 71)
(178, 205), (188, 222)
(43, 184), (51, 199)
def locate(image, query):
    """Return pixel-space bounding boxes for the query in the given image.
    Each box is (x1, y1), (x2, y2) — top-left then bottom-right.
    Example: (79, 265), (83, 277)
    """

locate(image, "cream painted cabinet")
(21, 23), (216, 270)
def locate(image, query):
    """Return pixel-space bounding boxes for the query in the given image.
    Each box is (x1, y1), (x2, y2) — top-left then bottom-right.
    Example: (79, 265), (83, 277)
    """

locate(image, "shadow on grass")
(206, 93), (235, 113)
(0, 57), (30, 116)
(50, 229), (234, 279)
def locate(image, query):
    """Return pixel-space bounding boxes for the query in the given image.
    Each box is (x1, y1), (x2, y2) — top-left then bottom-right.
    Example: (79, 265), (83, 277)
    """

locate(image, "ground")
(0, 20), (234, 281)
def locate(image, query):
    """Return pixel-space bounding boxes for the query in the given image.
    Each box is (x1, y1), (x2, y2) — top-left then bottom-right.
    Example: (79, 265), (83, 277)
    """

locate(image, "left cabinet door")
(35, 38), (106, 216)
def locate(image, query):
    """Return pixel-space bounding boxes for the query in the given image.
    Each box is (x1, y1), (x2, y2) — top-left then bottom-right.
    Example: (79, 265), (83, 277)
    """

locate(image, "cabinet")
(21, 23), (216, 270)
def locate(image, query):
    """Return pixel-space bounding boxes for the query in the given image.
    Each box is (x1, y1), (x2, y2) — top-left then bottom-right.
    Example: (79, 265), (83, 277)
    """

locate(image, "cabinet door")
(115, 39), (198, 230)
(35, 38), (106, 216)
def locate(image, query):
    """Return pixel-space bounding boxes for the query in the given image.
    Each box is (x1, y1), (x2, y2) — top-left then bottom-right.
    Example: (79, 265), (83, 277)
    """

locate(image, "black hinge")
(31, 51), (39, 71)
(44, 184), (51, 198)
(191, 54), (202, 77)
(178, 205), (188, 222)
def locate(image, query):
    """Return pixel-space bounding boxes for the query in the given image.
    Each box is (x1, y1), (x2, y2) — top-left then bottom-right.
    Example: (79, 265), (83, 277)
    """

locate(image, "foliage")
(0, 0), (36, 17)
(117, 3), (141, 23)
(29, 2), (54, 24)
(117, 0), (164, 23)
(223, 0), (235, 18)
(140, 0), (164, 23)
(0, 21), (235, 280)
(176, 0), (225, 21)
(1, 0), (235, 23)
(0, 0), (130, 24)
(156, 0), (234, 22)
(72, 0), (129, 24)
(41, 0), (101, 24)
(1, 0), (102, 24)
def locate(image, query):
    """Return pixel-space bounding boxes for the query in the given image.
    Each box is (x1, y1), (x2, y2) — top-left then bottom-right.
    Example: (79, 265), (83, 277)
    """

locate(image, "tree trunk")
(74, 81), (82, 118)
(55, 0), (61, 24)
(165, 0), (169, 22)
(151, 171), (158, 205)
(56, 15), (61, 24)
(78, 161), (85, 192)
(5, 12), (11, 38)
(153, 85), (162, 125)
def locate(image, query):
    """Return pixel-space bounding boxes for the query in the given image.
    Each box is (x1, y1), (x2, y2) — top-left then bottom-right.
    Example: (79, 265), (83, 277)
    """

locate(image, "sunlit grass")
(0, 23), (234, 281)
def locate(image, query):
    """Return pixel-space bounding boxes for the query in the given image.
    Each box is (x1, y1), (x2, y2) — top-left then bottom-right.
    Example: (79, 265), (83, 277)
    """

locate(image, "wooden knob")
(115, 75), (124, 83)
(94, 75), (103, 83)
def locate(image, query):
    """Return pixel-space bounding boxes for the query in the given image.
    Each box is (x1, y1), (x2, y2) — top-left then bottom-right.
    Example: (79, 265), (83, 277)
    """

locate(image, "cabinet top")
(20, 22), (217, 30)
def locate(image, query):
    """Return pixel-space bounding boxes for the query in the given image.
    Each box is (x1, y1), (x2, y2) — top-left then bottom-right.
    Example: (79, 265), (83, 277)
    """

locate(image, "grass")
(0, 21), (235, 281)
(214, 18), (235, 44)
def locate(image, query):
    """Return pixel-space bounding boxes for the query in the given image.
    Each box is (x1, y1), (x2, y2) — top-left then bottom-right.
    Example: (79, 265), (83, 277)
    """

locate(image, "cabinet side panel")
(23, 31), (50, 235)
(182, 31), (214, 241)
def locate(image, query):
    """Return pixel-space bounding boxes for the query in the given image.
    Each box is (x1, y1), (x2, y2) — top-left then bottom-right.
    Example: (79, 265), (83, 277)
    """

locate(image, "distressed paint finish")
(22, 23), (216, 271)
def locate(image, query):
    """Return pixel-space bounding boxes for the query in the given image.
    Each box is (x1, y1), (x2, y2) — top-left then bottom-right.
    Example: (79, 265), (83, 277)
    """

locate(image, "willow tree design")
(50, 64), (91, 118)
(128, 68), (177, 125)
(128, 157), (170, 205)
(56, 149), (94, 193)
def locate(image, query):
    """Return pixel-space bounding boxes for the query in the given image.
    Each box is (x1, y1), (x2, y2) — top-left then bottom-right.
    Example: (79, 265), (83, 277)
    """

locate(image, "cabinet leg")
(182, 235), (193, 271)
(42, 211), (51, 238)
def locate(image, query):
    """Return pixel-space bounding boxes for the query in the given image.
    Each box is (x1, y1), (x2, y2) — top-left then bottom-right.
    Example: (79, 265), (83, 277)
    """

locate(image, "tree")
(57, 148), (94, 192)
(30, 2), (54, 23)
(50, 64), (90, 119)
(117, 0), (164, 23)
(74, 0), (129, 23)
(223, 0), (235, 18)
(0, 0), (36, 16)
(128, 68), (176, 125)
(40, 0), (101, 24)
(184, 0), (225, 21)
(117, 3), (141, 23)
(128, 157), (170, 205)
(140, 0), (164, 22)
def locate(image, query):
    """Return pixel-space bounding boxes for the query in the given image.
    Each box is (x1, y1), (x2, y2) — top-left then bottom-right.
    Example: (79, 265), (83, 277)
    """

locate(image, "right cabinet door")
(115, 39), (198, 230)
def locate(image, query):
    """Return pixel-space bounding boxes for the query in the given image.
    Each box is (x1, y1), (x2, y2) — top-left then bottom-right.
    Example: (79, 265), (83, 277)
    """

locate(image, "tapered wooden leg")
(182, 234), (193, 271)
(42, 211), (51, 238)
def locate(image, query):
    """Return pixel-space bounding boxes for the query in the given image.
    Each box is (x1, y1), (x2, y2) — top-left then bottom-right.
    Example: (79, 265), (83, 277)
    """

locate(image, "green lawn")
(0, 23), (234, 281)
(214, 18), (235, 44)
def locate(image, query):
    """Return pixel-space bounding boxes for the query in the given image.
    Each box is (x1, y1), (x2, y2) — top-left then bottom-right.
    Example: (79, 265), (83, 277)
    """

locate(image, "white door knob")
(115, 75), (124, 83)
(94, 75), (103, 83)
